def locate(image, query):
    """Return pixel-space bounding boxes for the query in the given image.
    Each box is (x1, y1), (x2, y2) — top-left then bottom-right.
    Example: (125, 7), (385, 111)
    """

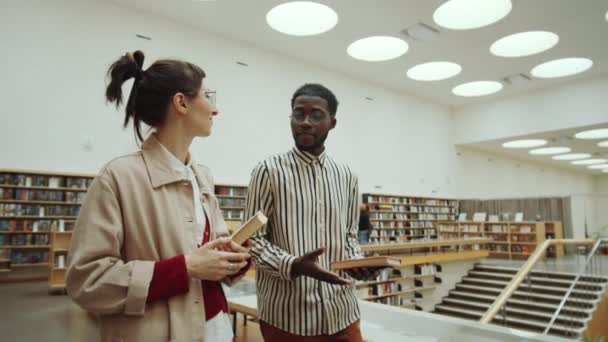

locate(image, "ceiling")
(460, 123), (608, 175)
(105, 0), (608, 107)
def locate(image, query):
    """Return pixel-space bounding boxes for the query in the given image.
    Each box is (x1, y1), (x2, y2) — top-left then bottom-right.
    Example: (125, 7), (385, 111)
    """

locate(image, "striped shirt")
(245, 146), (361, 336)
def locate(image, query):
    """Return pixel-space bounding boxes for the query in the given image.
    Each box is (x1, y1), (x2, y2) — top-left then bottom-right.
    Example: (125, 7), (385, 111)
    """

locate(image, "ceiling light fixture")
(433, 0), (512, 30)
(552, 153), (591, 161)
(502, 139), (547, 149)
(529, 147), (571, 155)
(572, 159), (608, 165)
(266, 1), (338, 36)
(407, 61), (462, 81)
(347, 36), (408, 62)
(531, 57), (593, 78)
(598, 140), (608, 148)
(490, 31), (559, 57)
(453, 81), (503, 97)
(574, 128), (608, 140)
(588, 164), (608, 170)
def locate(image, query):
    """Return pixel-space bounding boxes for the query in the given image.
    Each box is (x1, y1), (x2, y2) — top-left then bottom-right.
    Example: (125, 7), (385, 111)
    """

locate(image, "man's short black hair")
(291, 83), (339, 116)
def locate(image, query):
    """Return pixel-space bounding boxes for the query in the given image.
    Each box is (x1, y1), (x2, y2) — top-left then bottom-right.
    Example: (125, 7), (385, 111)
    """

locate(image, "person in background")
(66, 50), (250, 342)
(358, 204), (372, 244)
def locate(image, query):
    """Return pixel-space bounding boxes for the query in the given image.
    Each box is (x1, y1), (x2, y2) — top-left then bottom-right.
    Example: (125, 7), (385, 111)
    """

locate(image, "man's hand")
(291, 247), (353, 285)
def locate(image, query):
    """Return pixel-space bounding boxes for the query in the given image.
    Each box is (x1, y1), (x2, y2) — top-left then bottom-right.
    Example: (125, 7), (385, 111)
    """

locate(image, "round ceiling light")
(433, 0), (512, 30)
(453, 81), (503, 97)
(598, 140), (608, 147)
(407, 61), (462, 81)
(572, 159), (608, 165)
(588, 164), (608, 170)
(531, 57), (593, 78)
(266, 1), (338, 36)
(575, 128), (608, 140)
(347, 36), (409, 62)
(552, 153), (592, 161)
(529, 147), (571, 155)
(502, 139), (547, 149)
(490, 31), (559, 57)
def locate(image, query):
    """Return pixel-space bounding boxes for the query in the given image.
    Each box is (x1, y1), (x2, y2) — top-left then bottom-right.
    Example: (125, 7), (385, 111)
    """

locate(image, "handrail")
(543, 238), (607, 334)
(480, 239), (595, 324)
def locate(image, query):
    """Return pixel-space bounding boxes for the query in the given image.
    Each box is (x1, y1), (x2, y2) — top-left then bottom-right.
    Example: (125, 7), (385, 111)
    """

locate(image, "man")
(245, 83), (365, 341)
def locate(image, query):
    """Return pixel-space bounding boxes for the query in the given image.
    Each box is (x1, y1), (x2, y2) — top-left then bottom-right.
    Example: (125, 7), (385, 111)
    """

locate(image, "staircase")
(433, 264), (608, 339)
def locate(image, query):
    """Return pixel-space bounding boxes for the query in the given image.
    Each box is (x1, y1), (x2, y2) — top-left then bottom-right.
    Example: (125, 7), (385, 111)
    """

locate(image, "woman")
(66, 50), (251, 342)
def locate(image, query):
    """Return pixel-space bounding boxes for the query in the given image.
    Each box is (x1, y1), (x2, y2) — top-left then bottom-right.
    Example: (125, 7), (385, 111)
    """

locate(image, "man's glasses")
(290, 110), (329, 125)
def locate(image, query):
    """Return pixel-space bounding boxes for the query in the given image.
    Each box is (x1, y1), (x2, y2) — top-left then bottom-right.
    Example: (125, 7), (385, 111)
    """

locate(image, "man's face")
(290, 95), (336, 153)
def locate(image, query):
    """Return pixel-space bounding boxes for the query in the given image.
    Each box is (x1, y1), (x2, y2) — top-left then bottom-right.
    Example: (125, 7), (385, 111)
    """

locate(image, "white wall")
(453, 148), (595, 198)
(0, 0), (456, 197)
(452, 77), (608, 144)
(0, 0), (597, 203)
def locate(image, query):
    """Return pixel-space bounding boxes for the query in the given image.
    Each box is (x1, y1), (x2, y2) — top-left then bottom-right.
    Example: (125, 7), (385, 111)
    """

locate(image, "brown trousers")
(259, 320), (363, 342)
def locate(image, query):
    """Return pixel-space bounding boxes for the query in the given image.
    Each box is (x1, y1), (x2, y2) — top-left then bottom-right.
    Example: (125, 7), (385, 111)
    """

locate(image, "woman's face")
(185, 84), (218, 138)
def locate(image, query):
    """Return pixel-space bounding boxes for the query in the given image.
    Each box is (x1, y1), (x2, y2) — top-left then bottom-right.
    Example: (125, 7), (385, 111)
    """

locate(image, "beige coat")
(67, 136), (231, 342)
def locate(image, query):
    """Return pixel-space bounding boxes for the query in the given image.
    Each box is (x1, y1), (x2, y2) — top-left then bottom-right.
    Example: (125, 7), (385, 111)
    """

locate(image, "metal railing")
(543, 238), (608, 337)
(480, 239), (595, 324)
(479, 238), (608, 339)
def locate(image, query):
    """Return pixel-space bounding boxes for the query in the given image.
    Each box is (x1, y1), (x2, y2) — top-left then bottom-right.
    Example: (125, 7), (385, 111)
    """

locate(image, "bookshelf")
(436, 221), (558, 259)
(214, 184), (247, 233)
(0, 169), (93, 283)
(363, 193), (458, 244)
(356, 239), (489, 311)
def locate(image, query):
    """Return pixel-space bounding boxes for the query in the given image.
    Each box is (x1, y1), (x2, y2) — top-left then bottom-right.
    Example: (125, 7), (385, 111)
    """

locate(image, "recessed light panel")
(407, 62), (462, 81)
(529, 147), (571, 155)
(598, 141), (608, 148)
(453, 81), (503, 97)
(572, 159), (608, 165)
(531, 58), (593, 78)
(575, 128), (608, 140)
(266, 1), (338, 36)
(552, 153), (591, 161)
(490, 31), (559, 57)
(433, 0), (512, 30)
(588, 164), (608, 170)
(502, 139), (547, 149)
(347, 36), (408, 62)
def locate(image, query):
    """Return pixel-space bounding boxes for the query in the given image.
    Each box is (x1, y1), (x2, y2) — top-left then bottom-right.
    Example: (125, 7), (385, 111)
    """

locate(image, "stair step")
(462, 277), (602, 297)
(454, 284), (597, 306)
(441, 298), (589, 323)
(434, 305), (584, 336)
(474, 264), (608, 283)
(468, 271), (606, 289)
(448, 290), (594, 314)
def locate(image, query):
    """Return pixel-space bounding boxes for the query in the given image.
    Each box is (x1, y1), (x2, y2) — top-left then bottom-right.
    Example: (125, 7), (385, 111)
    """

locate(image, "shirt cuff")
(279, 254), (297, 281)
(146, 255), (190, 304)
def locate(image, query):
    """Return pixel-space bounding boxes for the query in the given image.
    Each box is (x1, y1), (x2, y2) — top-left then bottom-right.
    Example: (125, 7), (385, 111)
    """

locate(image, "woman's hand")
(185, 237), (250, 281)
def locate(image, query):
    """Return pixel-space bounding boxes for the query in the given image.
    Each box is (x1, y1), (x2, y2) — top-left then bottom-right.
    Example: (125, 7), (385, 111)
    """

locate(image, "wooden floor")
(0, 281), (264, 341)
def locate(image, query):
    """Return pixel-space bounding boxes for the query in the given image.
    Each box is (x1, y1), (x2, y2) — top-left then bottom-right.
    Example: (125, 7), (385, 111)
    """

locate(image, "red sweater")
(146, 220), (250, 320)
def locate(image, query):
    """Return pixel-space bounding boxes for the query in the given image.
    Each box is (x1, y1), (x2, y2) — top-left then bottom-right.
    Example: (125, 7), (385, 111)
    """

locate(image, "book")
(330, 256), (401, 271)
(230, 211), (267, 245)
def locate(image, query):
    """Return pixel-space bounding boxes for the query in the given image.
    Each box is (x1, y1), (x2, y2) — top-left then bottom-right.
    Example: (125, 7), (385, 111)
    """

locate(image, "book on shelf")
(330, 256), (401, 271)
(230, 211), (267, 245)
(519, 225), (532, 233)
(472, 212), (486, 222)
